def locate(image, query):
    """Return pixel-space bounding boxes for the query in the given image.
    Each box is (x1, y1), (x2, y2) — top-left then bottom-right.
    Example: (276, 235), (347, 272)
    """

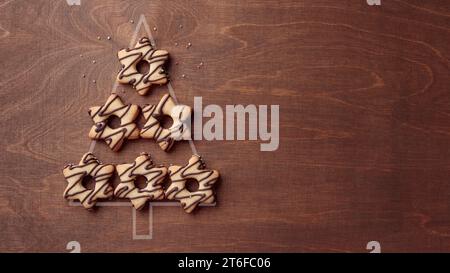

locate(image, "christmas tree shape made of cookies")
(63, 36), (220, 214)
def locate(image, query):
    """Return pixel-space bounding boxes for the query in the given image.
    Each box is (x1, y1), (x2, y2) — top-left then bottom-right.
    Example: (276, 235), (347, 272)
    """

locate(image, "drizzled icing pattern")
(117, 37), (169, 95)
(114, 153), (168, 210)
(88, 94), (140, 152)
(167, 155), (219, 213)
(140, 94), (192, 152)
(63, 153), (114, 209)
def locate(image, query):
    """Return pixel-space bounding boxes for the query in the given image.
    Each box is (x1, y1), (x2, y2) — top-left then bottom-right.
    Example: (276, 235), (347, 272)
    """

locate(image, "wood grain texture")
(0, 0), (449, 252)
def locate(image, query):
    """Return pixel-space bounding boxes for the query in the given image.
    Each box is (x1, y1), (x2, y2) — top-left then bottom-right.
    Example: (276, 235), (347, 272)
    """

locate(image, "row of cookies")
(89, 93), (191, 152)
(63, 153), (219, 213)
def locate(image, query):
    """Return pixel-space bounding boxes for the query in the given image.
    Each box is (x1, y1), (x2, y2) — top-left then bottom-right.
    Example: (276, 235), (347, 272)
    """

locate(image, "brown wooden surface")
(0, 0), (450, 252)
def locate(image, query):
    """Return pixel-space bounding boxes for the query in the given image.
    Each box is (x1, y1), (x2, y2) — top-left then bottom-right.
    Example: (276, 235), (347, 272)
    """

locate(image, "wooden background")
(0, 0), (449, 252)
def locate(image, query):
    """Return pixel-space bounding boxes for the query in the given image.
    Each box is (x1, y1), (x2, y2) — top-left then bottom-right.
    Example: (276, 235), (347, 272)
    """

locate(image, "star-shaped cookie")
(63, 153), (114, 209)
(166, 155), (219, 213)
(114, 153), (168, 210)
(88, 94), (140, 152)
(140, 94), (192, 152)
(117, 37), (169, 95)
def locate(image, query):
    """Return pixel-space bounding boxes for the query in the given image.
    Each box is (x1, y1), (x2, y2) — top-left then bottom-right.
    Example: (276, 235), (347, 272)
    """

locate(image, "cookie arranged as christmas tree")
(63, 37), (220, 213)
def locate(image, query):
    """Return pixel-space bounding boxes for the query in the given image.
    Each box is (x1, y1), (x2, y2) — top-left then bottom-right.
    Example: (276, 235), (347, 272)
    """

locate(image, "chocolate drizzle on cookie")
(88, 94), (140, 152)
(167, 155), (219, 213)
(117, 37), (169, 95)
(63, 153), (114, 209)
(140, 94), (191, 152)
(114, 154), (167, 210)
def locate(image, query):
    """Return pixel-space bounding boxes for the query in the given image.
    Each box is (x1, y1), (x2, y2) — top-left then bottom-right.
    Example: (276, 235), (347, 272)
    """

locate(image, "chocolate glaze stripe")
(80, 181), (109, 205)
(101, 128), (129, 150)
(64, 185), (90, 198)
(168, 188), (211, 199)
(65, 160), (98, 174)
(140, 95), (175, 150)
(183, 196), (211, 211)
(63, 154), (114, 208)
(122, 37), (153, 52)
(178, 193), (212, 212)
(142, 63), (167, 83)
(128, 193), (162, 200)
(114, 155), (167, 209)
(117, 187), (135, 198)
(119, 53), (144, 81)
(140, 106), (159, 132)
(132, 49), (155, 85)
(115, 185), (130, 197)
(180, 160), (218, 186)
(118, 104), (133, 119)
(89, 95), (140, 151)
(90, 95), (130, 120)
(98, 128), (126, 148)
(118, 38), (169, 89)
(167, 156), (219, 212)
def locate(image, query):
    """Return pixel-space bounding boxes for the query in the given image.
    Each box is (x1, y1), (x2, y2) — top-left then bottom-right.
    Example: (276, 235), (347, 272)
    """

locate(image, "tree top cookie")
(117, 37), (169, 95)
(114, 153), (168, 210)
(88, 94), (140, 152)
(63, 153), (114, 209)
(166, 155), (220, 213)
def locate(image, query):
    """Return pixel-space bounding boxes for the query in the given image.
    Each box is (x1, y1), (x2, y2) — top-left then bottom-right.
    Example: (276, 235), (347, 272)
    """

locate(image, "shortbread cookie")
(117, 37), (169, 95)
(166, 155), (219, 213)
(88, 94), (140, 152)
(63, 153), (114, 209)
(114, 153), (168, 210)
(140, 94), (192, 151)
